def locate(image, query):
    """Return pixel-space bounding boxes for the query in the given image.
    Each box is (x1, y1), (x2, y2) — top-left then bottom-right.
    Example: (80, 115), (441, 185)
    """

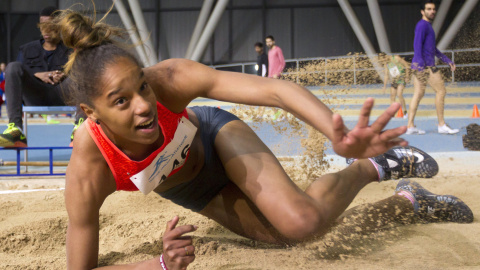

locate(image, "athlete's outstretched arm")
(65, 126), (196, 270)
(146, 59), (407, 158)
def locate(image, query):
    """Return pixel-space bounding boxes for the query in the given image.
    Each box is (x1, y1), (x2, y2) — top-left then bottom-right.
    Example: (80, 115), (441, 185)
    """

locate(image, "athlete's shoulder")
(67, 122), (116, 195)
(70, 122), (105, 165)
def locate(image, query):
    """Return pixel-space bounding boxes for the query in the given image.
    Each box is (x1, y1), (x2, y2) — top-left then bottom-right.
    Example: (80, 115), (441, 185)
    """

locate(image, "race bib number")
(130, 117), (197, 194)
(389, 66), (400, 77)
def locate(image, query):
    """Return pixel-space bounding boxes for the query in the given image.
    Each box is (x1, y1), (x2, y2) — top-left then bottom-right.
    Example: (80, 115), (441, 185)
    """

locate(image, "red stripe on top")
(85, 102), (189, 191)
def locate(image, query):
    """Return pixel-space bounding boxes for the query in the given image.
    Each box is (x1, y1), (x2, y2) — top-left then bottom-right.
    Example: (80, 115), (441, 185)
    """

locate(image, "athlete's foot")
(364, 146), (438, 181)
(406, 126), (425, 135)
(438, 124), (459, 134)
(396, 179), (473, 223)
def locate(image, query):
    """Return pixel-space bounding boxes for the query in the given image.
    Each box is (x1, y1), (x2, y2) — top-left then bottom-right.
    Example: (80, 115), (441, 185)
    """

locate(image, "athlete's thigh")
(427, 71), (446, 93)
(413, 73), (427, 96)
(207, 120), (316, 230)
(390, 86), (397, 97)
(397, 84), (405, 94)
(199, 180), (287, 244)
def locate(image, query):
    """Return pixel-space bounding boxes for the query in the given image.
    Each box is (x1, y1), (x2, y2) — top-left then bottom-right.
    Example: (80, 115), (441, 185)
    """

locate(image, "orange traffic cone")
(396, 107), (404, 118)
(472, 104), (480, 118)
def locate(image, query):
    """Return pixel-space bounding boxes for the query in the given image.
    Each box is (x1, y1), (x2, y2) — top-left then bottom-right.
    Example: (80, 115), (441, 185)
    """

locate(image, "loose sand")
(0, 153), (479, 270)
(1, 55), (479, 269)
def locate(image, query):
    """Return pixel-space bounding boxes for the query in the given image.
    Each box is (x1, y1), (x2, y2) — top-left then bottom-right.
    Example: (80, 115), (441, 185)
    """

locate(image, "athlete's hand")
(162, 216), (197, 270)
(449, 63), (456, 72)
(330, 98), (408, 159)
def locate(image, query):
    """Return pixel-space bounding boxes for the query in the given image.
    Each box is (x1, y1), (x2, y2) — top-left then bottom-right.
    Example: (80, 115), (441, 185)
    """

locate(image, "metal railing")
(212, 48), (480, 85)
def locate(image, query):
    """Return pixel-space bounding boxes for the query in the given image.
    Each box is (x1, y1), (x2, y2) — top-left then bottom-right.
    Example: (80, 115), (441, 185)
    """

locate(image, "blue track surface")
(1, 116), (478, 162)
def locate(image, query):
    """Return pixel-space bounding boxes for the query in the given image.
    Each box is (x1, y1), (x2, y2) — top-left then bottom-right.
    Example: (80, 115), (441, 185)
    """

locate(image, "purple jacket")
(412, 19), (453, 71)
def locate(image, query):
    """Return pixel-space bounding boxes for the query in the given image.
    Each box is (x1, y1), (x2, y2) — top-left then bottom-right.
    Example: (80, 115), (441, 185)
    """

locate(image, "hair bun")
(56, 10), (120, 51)
(54, 9), (125, 74)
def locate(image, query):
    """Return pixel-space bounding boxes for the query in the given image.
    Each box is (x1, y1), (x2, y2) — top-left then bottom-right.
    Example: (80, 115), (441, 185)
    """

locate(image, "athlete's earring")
(95, 119), (100, 125)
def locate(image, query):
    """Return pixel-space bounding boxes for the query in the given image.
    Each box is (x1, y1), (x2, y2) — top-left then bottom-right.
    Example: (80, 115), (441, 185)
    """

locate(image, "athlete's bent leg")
(200, 120), (380, 244)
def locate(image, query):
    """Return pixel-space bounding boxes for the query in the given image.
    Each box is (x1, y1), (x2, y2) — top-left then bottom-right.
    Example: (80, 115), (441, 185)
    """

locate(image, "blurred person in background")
(0, 6), (73, 147)
(407, 0), (458, 135)
(379, 53), (411, 119)
(254, 42), (268, 77)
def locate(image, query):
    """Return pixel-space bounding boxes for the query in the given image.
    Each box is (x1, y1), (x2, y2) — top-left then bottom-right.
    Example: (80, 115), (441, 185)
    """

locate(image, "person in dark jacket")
(254, 42), (268, 77)
(0, 6), (72, 147)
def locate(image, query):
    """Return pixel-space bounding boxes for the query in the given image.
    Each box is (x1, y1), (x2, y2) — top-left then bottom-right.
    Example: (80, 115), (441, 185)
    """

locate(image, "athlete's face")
(421, 3), (436, 22)
(85, 57), (159, 148)
(255, 46), (263, 54)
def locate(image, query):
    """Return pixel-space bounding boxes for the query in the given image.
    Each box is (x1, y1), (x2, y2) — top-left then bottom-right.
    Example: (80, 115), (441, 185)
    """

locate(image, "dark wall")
(0, 0), (478, 65)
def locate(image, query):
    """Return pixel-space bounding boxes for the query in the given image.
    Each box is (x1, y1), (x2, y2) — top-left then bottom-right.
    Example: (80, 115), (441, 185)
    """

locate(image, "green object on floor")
(272, 110), (282, 121)
(42, 114), (60, 124)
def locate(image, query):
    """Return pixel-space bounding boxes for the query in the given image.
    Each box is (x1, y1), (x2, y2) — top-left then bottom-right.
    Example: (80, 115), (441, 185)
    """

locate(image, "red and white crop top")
(86, 102), (196, 192)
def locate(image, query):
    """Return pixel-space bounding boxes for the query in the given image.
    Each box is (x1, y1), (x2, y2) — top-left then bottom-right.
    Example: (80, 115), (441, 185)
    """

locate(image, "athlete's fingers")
(165, 216), (179, 234)
(386, 138), (409, 149)
(164, 224), (198, 240)
(183, 245), (195, 257)
(370, 102), (400, 133)
(331, 114), (346, 144)
(379, 126), (407, 142)
(163, 238), (193, 251)
(356, 98), (374, 128)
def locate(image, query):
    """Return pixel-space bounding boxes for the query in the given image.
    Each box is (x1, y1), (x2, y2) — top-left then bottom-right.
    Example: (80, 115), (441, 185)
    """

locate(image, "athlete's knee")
(414, 90), (425, 99)
(436, 88), (446, 98)
(275, 204), (325, 240)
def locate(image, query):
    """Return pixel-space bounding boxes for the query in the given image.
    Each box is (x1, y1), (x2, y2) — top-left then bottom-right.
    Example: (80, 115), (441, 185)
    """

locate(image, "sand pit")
(0, 153), (479, 270)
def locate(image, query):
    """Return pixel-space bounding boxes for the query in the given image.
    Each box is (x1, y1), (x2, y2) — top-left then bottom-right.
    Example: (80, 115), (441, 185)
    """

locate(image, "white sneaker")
(403, 112), (408, 119)
(406, 127), (426, 135)
(438, 124), (459, 134)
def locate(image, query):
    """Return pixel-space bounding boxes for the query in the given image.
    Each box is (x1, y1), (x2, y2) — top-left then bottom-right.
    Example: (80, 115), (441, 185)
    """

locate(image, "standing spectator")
(254, 42), (268, 120)
(265, 36), (286, 120)
(379, 53), (410, 118)
(407, 0), (458, 135)
(265, 35), (285, 79)
(254, 42), (268, 77)
(0, 6), (72, 147)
